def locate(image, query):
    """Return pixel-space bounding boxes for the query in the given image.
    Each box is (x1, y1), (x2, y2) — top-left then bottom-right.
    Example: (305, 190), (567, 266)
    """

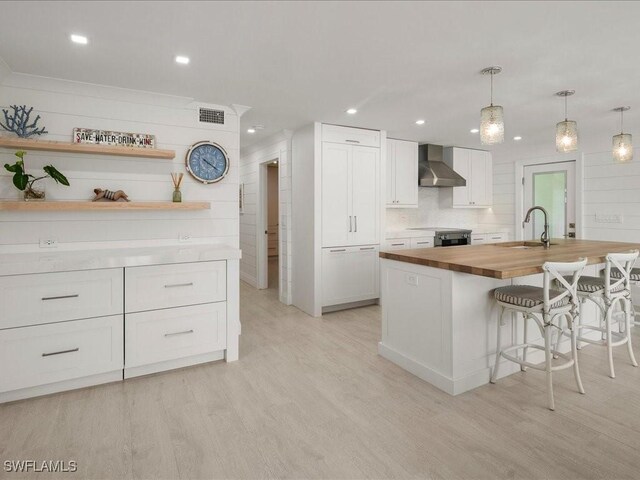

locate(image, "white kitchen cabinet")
(322, 246), (379, 307)
(444, 147), (493, 208)
(471, 232), (508, 245)
(322, 124), (381, 147)
(321, 142), (379, 247)
(410, 237), (434, 249)
(383, 239), (411, 251)
(471, 234), (487, 245)
(386, 139), (418, 208)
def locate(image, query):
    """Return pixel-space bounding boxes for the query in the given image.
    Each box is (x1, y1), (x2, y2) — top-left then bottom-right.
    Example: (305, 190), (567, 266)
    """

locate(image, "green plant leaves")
(43, 165), (70, 186)
(12, 172), (29, 190)
(14, 150), (26, 160)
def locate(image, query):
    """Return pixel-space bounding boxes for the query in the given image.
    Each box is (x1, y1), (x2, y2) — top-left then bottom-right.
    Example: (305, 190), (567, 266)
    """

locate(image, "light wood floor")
(2, 283), (640, 479)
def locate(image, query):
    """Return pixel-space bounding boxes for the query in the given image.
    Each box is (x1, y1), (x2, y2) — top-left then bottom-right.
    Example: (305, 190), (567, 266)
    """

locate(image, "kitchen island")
(378, 239), (640, 395)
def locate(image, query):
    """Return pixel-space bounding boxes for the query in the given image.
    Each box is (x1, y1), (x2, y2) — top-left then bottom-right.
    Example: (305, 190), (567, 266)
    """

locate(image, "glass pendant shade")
(555, 120), (578, 152)
(480, 105), (504, 145)
(613, 133), (633, 163)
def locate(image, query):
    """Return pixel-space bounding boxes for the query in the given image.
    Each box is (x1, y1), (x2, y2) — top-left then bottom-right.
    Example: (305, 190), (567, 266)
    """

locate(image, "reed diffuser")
(171, 172), (184, 202)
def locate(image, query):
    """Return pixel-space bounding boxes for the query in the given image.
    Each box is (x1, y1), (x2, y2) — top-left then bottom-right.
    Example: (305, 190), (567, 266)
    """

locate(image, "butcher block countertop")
(379, 239), (640, 279)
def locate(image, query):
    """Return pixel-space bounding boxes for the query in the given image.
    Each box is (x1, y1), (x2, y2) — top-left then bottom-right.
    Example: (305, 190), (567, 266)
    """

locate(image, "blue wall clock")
(185, 141), (230, 184)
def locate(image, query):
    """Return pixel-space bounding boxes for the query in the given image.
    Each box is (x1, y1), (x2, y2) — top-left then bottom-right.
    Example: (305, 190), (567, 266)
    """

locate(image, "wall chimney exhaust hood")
(418, 144), (466, 187)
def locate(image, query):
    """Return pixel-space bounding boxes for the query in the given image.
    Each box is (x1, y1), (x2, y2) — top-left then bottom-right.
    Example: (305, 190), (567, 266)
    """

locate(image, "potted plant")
(4, 150), (69, 201)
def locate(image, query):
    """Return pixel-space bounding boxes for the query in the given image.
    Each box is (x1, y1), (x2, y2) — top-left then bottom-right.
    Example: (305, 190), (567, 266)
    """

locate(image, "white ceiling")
(1, 1), (639, 157)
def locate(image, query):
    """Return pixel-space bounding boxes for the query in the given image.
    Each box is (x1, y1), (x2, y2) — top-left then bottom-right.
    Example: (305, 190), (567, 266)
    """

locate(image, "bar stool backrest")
(543, 258), (588, 313)
(605, 250), (640, 296)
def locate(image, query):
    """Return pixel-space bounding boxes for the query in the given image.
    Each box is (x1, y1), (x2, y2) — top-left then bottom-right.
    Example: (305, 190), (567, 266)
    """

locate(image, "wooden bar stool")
(490, 258), (588, 410)
(575, 251), (639, 378)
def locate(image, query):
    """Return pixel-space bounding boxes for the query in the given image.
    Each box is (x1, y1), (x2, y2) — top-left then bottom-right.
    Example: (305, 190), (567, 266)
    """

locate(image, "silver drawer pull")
(391, 243), (405, 246)
(416, 242), (431, 245)
(491, 237), (501, 240)
(360, 247), (375, 251)
(164, 282), (194, 288)
(42, 347), (79, 357)
(345, 139), (360, 144)
(330, 249), (346, 253)
(164, 329), (194, 337)
(42, 294), (79, 301)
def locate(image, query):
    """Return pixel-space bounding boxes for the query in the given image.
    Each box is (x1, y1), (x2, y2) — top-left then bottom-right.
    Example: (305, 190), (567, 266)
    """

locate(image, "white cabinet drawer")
(410, 237), (434, 249)
(0, 315), (123, 393)
(322, 124), (380, 147)
(125, 261), (226, 313)
(471, 234), (487, 245)
(383, 240), (411, 251)
(487, 233), (507, 243)
(125, 303), (227, 368)
(322, 246), (379, 306)
(0, 269), (123, 330)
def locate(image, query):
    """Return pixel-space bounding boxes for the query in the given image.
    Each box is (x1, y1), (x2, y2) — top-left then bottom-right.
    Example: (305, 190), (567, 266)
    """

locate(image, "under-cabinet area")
(0, 245), (240, 403)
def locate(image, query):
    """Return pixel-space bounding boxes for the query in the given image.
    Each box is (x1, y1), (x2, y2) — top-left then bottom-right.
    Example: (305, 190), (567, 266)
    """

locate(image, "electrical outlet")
(39, 238), (58, 248)
(179, 233), (192, 243)
(406, 274), (419, 286)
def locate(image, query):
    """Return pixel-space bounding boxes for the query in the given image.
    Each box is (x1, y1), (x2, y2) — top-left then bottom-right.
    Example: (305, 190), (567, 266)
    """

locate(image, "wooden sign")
(73, 128), (155, 148)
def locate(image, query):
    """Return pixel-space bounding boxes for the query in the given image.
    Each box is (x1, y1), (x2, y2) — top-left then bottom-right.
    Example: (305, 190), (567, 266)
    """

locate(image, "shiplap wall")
(583, 151), (640, 242)
(239, 131), (292, 304)
(477, 151), (516, 236)
(0, 73), (239, 248)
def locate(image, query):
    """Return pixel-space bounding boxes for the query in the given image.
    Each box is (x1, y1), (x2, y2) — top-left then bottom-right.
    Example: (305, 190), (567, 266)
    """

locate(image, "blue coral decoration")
(0, 105), (48, 138)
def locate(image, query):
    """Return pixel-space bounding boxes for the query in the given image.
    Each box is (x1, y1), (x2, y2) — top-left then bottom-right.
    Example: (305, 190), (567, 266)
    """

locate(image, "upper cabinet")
(444, 147), (493, 208)
(321, 141), (380, 247)
(386, 139), (418, 208)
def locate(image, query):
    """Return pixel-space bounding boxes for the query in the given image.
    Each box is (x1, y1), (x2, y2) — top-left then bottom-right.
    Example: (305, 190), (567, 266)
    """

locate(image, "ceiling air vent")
(198, 107), (225, 125)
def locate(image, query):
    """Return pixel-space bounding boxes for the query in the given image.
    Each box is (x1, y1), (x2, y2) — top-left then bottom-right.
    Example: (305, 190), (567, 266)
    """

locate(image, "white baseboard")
(124, 351), (225, 379)
(0, 370), (122, 404)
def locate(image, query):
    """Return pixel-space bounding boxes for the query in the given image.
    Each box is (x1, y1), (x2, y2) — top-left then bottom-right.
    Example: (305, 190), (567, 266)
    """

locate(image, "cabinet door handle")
(491, 237), (501, 240)
(349, 216), (352, 232)
(164, 282), (194, 288)
(391, 243), (405, 246)
(330, 249), (347, 253)
(354, 216), (358, 232)
(42, 347), (79, 357)
(345, 139), (360, 144)
(41, 294), (79, 301)
(360, 247), (375, 251)
(164, 329), (194, 337)
(416, 242), (431, 245)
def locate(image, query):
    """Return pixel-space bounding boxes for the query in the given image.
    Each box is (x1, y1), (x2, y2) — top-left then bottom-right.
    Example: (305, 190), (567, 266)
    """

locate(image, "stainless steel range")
(408, 227), (472, 247)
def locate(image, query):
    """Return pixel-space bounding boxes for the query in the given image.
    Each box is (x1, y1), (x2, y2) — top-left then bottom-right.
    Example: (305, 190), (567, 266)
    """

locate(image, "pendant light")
(612, 106), (633, 163)
(555, 90), (578, 152)
(480, 66), (504, 145)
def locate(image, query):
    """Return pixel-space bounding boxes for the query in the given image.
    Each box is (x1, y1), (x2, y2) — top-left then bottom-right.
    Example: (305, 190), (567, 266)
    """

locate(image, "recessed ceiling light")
(247, 128), (256, 134)
(513, 136), (523, 141)
(175, 56), (190, 65)
(415, 119), (425, 125)
(70, 34), (88, 45)
(346, 108), (357, 115)
(470, 128), (479, 134)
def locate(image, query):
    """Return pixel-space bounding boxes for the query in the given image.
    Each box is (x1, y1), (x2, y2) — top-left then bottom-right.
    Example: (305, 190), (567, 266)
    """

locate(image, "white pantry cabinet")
(444, 147), (493, 208)
(322, 142), (380, 247)
(386, 139), (418, 208)
(322, 246), (379, 307)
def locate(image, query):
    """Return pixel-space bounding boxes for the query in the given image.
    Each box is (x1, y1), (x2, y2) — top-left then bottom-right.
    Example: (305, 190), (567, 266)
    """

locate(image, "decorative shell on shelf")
(92, 189), (130, 202)
(0, 105), (48, 138)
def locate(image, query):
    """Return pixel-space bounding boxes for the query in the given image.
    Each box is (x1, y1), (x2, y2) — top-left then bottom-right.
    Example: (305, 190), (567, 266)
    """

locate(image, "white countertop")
(386, 227), (510, 240)
(0, 244), (241, 276)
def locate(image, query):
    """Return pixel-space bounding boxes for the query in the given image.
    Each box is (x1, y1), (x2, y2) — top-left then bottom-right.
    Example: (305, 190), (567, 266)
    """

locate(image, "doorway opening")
(516, 156), (582, 241)
(257, 157), (280, 295)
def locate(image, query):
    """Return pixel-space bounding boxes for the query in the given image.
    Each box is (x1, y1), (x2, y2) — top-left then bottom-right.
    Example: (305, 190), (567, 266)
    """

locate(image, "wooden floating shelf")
(0, 137), (176, 160)
(0, 201), (209, 211)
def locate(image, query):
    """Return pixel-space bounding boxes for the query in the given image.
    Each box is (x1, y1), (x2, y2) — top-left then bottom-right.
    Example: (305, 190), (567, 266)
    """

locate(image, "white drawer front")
(487, 233), (507, 243)
(125, 303), (227, 368)
(0, 269), (123, 330)
(471, 234), (487, 245)
(125, 261), (226, 313)
(322, 124), (380, 147)
(410, 237), (434, 249)
(0, 315), (123, 393)
(383, 240), (411, 251)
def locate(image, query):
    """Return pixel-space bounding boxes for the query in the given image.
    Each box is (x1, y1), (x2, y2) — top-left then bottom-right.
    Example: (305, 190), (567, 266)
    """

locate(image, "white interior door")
(523, 161), (576, 241)
(350, 146), (379, 245)
(322, 143), (351, 247)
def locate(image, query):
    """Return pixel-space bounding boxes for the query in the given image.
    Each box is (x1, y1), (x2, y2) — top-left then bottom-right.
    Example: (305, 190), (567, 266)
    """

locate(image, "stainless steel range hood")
(419, 144), (466, 187)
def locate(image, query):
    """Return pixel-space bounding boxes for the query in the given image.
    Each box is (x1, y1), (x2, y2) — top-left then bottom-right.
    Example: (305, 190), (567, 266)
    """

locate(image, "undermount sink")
(498, 241), (559, 249)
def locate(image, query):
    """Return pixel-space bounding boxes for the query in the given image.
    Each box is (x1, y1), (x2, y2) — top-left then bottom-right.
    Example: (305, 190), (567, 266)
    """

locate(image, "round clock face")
(185, 141), (229, 184)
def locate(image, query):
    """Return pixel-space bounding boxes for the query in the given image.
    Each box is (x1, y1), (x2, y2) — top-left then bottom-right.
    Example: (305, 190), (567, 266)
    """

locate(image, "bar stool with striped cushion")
(574, 251), (639, 378)
(490, 258), (588, 410)
(610, 265), (640, 326)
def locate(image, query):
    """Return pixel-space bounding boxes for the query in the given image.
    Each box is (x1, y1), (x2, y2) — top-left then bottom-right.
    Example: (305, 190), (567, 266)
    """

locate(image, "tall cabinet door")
(350, 146), (380, 245)
(386, 140), (396, 205)
(470, 150), (492, 207)
(322, 143), (351, 247)
(451, 148), (471, 206)
(394, 140), (418, 206)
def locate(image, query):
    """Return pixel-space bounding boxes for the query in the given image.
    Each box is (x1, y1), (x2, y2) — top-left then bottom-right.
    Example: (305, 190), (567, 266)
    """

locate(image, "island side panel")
(379, 258), (455, 393)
